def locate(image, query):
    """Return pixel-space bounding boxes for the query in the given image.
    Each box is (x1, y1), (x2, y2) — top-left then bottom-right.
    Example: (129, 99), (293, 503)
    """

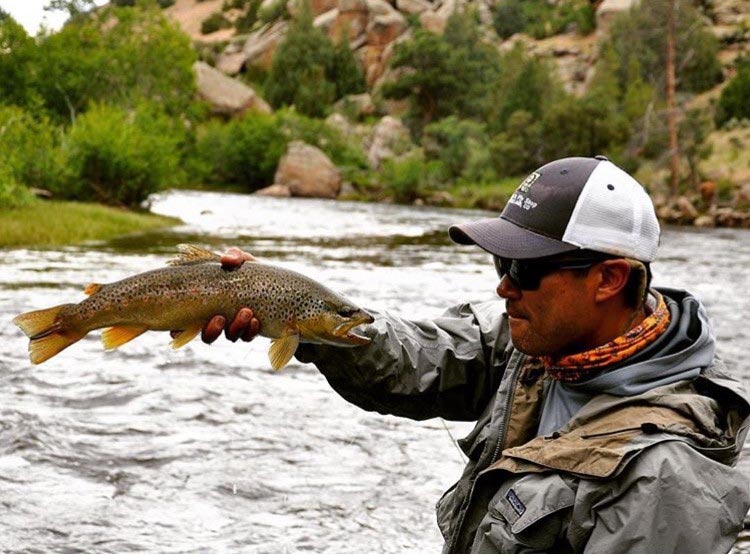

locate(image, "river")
(1, 189), (749, 552)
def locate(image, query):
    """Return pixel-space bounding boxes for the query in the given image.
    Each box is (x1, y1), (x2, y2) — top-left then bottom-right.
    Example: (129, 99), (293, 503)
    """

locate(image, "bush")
(194, 113), (287, 190)
(62, 103), (184, 206)
(0, 105), (67, 193)
(0, 166), (34, 209)
(715, 59), (750, 127)
(492, 0), (525, 40)
(540, 94), (629, 160)
(490, 110), (543, 177)
(32, 2), (196, 121)
(380, 151), (427, 203)
(258, 0), (288, 24)
(201, 12), (232, 34)
(422, 116), (491, 181)
(492, 0), (595, 40)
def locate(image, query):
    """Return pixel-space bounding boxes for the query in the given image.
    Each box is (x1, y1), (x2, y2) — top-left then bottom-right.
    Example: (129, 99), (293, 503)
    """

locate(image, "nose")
(496, 275), (521, 299)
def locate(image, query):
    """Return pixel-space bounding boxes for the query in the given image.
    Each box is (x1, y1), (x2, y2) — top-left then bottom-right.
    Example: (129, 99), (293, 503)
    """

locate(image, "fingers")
(201, 315), (226, 344)
(221, 247), (257, 271)
(225, 307), (255, 342)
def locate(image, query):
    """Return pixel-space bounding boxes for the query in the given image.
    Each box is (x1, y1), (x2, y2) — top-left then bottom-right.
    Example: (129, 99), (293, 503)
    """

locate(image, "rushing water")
(1, 189), (749, 553)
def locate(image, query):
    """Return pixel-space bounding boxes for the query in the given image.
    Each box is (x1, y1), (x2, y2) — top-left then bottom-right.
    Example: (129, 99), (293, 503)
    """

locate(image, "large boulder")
(243, 20), (289, 71)
(366, 116), (411, 168)
(274, 141), (342, 198)
(194, 61), (272, 116)
(396, 0), (431, 15)
(331, 0), (369, 42)
(596, 0), (640, 35)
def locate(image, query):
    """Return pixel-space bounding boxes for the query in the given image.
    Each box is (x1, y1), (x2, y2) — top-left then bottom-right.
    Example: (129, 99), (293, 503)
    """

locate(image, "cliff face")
(165, 0), (750, 100)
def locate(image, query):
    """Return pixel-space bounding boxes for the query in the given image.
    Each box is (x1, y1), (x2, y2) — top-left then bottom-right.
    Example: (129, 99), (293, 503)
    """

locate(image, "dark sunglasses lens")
(493, 257), (542, 290)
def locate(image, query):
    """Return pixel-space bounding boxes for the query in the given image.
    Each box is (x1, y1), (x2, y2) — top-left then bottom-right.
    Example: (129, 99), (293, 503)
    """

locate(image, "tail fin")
(13, 304), (84, 364)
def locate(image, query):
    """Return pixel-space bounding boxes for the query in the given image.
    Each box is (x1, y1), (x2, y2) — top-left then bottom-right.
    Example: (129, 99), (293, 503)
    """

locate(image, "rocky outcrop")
(242, 20), (289, 72)
(273, 141), (342, 198)
(194, 61), (272, 116)
(366, 116), (411, 168)
(255, 184), (293, 197)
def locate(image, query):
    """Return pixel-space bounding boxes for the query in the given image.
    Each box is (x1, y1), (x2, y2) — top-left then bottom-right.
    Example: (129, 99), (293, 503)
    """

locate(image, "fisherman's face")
(496, 259), (601, 357)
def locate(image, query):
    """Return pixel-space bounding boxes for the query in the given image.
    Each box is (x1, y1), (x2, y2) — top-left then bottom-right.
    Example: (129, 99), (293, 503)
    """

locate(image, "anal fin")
(102, 325), (147, 350)
(268, 334), (300, 370)
(170, 324), (203, 349)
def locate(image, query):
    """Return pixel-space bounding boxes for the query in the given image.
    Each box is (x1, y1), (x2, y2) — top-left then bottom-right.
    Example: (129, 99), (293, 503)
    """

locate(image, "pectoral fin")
(268, 334), (300, 370)
(102, 325), (147, 350)
(170, 324), (203, 349)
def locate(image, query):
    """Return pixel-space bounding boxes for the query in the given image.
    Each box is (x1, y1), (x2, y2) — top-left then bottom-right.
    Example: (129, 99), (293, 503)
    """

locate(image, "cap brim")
(448, 217), (580, 260)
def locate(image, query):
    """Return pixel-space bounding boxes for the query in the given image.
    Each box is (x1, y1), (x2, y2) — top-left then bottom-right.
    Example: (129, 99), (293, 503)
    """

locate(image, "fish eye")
(337, 306), (356, 318)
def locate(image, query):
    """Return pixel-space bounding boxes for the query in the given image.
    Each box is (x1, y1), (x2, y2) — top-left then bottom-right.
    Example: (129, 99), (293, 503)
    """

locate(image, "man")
(199, 156), (750, 552)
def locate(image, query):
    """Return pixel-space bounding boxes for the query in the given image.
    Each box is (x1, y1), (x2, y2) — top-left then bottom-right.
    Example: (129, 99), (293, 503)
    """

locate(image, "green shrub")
(0, 166), (34, 209)
(540, 94), (629, 160)
(275, 109), (368, 169)
(201, 12), (232, 34)
(234, 0), (262, 32)
(258, 0), (288, 24)
(422, 116), (490, 180)
(380, 150), (426, 203)
(716, 59), (750, 127)
(0, 105), (67, 193)
(62, 102), (183, 206)
(489, 110), (543, 177)
(492, 0), (525, 39)
(32, 2), (196, 121)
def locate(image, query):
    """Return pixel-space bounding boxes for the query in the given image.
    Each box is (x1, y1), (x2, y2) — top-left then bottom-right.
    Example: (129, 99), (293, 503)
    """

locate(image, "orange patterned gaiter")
(542, 293), (671, 382)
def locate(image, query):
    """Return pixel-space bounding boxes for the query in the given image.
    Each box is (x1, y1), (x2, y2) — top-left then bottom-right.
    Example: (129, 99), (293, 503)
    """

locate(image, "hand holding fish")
(14, 244), (373, 370)
(185, 247), (260, 344)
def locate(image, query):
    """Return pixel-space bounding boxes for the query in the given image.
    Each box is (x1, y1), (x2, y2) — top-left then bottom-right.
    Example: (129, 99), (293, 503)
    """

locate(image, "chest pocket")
(471, 472), (576, 553)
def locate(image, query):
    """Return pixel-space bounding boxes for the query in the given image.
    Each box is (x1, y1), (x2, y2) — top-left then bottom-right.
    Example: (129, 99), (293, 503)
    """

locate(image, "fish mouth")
(333, 311), (374, 345)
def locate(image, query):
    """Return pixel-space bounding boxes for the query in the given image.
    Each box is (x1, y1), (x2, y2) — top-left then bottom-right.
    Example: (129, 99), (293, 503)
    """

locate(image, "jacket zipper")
(448, 352), (526, 552)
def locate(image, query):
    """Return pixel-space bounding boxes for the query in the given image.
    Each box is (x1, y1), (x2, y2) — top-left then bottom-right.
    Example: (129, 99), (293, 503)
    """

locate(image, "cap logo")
(519, 172), (540, 193)
(509, 171), (540, 212)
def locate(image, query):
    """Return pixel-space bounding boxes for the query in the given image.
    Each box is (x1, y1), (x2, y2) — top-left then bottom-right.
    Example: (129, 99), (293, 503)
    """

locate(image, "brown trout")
(13, 244), (374, 369)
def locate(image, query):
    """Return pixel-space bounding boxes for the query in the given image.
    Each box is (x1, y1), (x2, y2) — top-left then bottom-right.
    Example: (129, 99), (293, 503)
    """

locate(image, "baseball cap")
(448, 156), (661, 262)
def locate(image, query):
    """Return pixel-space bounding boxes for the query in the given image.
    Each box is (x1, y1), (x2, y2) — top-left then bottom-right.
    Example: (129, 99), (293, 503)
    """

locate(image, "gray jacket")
(296, 288), (750, 553)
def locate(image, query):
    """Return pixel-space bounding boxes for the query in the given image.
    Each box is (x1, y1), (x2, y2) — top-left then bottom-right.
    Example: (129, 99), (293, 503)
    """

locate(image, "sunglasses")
(493, 255), (606, 291)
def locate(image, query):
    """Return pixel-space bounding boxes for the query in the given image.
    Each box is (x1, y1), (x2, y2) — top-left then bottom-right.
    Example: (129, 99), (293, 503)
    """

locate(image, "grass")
(0, 200), (181, 248)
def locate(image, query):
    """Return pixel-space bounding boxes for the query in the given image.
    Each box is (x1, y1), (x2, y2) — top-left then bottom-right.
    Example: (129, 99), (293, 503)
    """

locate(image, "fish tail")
(13, 304), (85, 364)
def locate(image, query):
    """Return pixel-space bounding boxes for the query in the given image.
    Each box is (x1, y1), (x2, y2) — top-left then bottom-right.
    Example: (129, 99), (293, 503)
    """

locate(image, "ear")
(594, 259), (632, 304)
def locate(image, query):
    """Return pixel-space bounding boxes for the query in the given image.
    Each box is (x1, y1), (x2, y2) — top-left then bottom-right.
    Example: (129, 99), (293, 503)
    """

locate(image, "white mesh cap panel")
(562, 161), (660, 261)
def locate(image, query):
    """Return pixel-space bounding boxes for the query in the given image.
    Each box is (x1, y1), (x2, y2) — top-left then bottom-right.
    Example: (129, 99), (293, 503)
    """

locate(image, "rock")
(287, 0), (339, 17)
(596, 0), (640, 35)
(367, 10), (408, 48)
(255, 184), (292, 197)
(693, 215), (716, 228)
(735, 183), (750, 209)
(274, 141), (342, 198)
(331, 0), (369, 42)
(676, 196), (699, 221)
(243, 21), (289, 71)
(194, 61), (272, 116)
(419, 10), (448, 34)
(396, 0), (431, 15)
(367, 115), (411, 168)
(333, 92), (376, 119)
(314, 8), (339, 33)
(426, 191), (455, 206)
(326, 112), (356, 137)
(215, 51), (247, 76)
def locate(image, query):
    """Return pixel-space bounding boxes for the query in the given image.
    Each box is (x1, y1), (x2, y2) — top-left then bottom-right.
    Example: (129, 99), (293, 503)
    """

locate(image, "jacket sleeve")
(571, 440), (750, 553)
(294, 299), (511, 421)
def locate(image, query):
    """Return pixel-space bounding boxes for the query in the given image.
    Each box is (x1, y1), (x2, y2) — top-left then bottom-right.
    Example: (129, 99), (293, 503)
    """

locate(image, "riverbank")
(0, 200), (181, 248)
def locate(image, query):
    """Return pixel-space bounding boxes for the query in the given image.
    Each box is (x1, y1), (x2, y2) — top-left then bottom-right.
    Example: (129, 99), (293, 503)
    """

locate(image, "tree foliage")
(383, 8), (501, 133)
(605, 1), (721, 95)
(24, 1), (196, 121)
(715, 58), (750, 126)
(264, 1), (364, 117)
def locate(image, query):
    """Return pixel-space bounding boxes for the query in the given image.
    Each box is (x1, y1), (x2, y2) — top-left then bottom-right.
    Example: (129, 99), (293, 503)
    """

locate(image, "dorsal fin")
(168, 244), (222, 266)
(84, 283), (102, 296)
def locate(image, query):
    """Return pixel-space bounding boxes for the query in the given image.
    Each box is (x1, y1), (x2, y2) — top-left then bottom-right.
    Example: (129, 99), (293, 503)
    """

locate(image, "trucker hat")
(448, 156), (661, 262)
